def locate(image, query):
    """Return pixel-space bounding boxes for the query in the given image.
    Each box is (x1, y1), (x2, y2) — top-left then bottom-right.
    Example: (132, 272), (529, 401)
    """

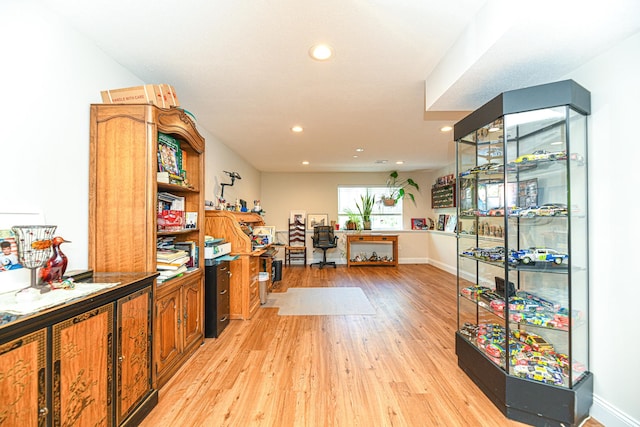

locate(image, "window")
(337, 186), (403, 230)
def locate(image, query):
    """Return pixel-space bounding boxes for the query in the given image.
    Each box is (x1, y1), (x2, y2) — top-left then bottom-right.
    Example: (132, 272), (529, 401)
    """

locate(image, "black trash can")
(272, 260), (283, 282)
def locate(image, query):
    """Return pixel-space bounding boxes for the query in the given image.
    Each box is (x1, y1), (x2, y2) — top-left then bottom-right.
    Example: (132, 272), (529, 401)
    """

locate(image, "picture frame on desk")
(308, 213), (329, 229)
(411, 218), (426, 230)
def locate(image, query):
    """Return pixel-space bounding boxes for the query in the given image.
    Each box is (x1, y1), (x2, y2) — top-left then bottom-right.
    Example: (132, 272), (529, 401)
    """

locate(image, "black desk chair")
(311, 225), (338, 269)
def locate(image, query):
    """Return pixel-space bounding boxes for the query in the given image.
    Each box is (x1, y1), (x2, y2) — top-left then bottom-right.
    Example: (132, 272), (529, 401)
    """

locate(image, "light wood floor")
(140, 264), (603, 427)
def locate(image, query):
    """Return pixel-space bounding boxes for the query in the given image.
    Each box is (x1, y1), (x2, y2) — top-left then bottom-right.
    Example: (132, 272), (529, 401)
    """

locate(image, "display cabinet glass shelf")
(454, 80), (592, 427)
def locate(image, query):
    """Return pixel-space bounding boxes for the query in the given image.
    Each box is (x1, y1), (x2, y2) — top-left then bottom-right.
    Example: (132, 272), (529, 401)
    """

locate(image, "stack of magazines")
(156, 241), (190, 283)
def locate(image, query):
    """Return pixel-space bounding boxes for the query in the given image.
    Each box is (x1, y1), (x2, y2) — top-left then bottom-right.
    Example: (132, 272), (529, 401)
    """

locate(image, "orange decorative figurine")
(40, 236), (70, 284)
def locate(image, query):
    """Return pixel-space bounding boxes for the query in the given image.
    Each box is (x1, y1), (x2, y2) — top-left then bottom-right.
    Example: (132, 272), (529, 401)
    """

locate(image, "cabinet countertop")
(0, 272), (157, 338)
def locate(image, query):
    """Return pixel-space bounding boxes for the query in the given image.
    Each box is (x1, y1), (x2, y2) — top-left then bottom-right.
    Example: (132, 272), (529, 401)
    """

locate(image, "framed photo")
(411, 218), (426, 230)
(289, 210), (306, 224)
(307, 213), (329, 229)
(445, 214), (457, 233)
(437, 214), (446, 231)
(0, 229), (22, 272)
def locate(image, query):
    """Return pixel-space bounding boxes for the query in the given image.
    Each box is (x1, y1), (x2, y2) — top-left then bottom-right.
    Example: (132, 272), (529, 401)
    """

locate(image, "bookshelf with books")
(89, 104), (205, 388)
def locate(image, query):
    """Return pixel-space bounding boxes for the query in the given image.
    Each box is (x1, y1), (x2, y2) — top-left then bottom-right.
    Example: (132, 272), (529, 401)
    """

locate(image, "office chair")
(311, 225), (338, 269)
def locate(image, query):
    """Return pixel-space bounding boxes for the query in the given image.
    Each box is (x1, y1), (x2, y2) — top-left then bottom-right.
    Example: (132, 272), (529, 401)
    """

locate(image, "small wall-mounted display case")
(454, 80), (592, 426)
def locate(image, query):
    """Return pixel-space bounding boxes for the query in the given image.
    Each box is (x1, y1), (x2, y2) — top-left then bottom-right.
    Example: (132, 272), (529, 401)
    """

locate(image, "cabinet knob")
(118, 355), (125, 362)
(39, 407), (49, 417)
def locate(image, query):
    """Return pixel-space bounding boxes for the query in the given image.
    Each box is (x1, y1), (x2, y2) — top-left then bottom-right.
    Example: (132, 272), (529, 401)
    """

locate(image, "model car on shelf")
(487, 207), (505, 216)
(508, 296), (543, 313)
(512, 330), (554, 352)
(511, 364), (565, 385)
(510, 247), (568, 265)
(517, 290), (561, 311)
(490, 298), (505, 313)
(461, 285), (492, 297)
(518, 203), (568, 217)
(512, 150), (567, 164)
(478, 290), (503, 308)
(484, 342), (505, 359)
(462, 246), (506, 262)
(459, 162), (502, 177)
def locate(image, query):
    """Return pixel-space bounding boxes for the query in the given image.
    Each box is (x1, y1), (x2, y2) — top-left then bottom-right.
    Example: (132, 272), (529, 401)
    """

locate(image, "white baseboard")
(426, 258), (456, 276)
(398, 257), (428, 264)
(590, 395), (640, 427)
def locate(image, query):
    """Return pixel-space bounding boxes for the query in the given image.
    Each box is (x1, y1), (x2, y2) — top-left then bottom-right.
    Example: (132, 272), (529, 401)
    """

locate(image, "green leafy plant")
(344, 209), (361, 230)
(383, 170), (420, 206)
(355, 189), (376, 225)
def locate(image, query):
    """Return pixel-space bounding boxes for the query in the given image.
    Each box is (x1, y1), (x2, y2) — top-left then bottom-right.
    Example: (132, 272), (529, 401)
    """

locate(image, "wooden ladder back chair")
(285, 219), (307, 266)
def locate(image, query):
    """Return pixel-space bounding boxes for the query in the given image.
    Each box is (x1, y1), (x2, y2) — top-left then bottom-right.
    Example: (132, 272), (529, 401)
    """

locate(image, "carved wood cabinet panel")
(53, 304), (113, 427)
(154, 272), (203, 388)
(116, 288), (152, 425)
(0, 329), (47, 426)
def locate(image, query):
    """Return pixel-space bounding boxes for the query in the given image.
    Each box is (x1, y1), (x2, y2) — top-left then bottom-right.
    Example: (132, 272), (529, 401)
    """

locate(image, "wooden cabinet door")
(117, 287), (152, 425)
(181, 274), (203, 350)
(0, 329), (47, 426)
(53, 304), (113, 427)
(155, 286), (182, 377)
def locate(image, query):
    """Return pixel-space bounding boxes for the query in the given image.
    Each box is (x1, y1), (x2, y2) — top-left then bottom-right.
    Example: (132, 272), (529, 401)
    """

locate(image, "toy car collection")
(458, 321), (571, 387)
(510, 247), (568, 265)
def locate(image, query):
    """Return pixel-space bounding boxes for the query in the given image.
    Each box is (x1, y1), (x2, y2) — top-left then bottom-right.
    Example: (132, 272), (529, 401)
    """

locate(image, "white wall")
(0, 0), (145, 270)
(566, 31), (640, 427)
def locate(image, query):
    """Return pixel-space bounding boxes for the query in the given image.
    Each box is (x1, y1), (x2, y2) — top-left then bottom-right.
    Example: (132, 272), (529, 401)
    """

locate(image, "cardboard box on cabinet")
(100, 84), (180, 107)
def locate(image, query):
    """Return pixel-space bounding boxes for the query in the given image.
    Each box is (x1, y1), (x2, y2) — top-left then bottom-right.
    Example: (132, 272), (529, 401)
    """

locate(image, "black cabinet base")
(120, 389), (158, 427)
(455, 332), (593, 427)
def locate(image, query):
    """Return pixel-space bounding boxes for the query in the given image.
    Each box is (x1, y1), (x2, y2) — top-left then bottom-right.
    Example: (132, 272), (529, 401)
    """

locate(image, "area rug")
(264, 287), (376, 316)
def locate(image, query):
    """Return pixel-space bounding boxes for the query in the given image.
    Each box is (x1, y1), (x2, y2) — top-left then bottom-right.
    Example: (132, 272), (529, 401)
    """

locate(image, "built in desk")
(346, 233), (398, 267)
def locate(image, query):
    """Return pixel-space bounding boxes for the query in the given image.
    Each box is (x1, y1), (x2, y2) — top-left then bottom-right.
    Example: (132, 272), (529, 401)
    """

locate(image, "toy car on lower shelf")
(510, 247), (568, 265)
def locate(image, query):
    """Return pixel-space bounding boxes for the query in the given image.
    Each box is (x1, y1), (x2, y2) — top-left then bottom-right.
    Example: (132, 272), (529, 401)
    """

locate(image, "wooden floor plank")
(140, 264), (603, 427)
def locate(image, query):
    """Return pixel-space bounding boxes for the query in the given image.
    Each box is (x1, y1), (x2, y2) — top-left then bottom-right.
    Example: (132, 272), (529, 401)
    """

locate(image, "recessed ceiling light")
(488, 127), (501, 132)
(355, 148), (364, 152)
(440, 126), (453, 132)
(291, 126), (303, 133)
(353, 155), (359, 158)
(302, 161), (309, 165)
(374, 160), (388, 164)
(396, 161), (404, 165)
(309, 44), (333, 61)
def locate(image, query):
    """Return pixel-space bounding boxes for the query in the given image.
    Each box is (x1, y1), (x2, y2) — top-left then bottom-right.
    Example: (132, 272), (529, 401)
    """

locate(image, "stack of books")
(157, 237), (190, 283)
(157, 132), (188, 185)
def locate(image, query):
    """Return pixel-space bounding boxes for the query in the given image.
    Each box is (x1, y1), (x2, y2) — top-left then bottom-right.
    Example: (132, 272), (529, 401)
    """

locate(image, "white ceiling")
(42, 0), (640, 173)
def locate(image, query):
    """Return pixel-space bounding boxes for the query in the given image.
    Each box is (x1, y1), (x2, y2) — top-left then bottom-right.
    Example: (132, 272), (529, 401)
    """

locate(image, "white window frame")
(337, 186), (403, 230)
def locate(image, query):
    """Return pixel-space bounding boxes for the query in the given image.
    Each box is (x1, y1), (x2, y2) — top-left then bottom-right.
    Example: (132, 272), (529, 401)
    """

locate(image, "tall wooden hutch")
(89, 104), (205, 388)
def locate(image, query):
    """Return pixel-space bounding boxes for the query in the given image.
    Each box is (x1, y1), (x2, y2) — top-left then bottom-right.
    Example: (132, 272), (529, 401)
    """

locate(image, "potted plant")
(344, 209), (361, 230)
(382, 170), (420, 206)
(355, 189), (375, 230)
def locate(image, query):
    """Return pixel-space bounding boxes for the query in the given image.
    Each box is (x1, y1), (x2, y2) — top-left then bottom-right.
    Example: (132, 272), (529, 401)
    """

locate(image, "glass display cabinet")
(454, 80), (592, 426)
